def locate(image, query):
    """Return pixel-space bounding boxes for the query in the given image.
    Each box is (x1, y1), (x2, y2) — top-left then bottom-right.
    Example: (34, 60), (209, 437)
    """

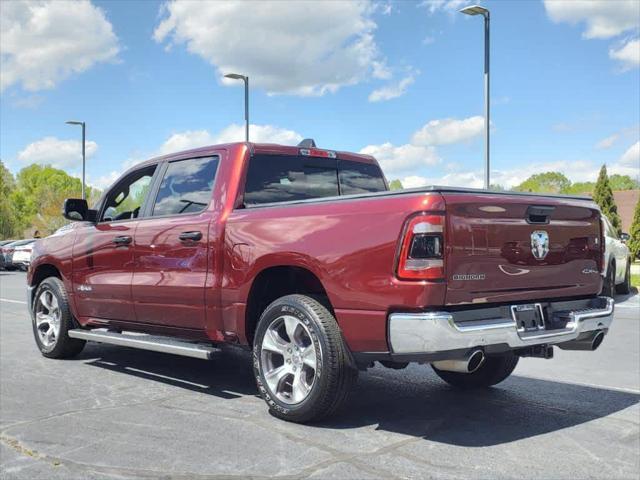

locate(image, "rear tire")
(601, 262), (616, 298)
(253, 294), (357, 423)
(616, 260), (631, 295)
(32, 277), (86, 359)
(432, 353), (519, 389)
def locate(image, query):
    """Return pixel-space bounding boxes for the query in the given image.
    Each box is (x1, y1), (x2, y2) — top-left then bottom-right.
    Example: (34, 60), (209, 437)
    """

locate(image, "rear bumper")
(388, 296), (614, 355)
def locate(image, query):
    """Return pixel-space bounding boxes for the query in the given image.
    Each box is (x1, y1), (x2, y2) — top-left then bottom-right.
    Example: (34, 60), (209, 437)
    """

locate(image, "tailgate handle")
(526, 205), (555, 224)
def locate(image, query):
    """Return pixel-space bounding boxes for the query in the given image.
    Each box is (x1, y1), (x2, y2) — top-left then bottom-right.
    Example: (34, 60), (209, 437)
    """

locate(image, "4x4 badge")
(531, 230), (549, 260)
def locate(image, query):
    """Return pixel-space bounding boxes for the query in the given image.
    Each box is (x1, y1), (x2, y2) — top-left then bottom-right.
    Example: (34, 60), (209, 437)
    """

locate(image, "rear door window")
(244, 155), (338, 205)
(152, 156), (218, 216)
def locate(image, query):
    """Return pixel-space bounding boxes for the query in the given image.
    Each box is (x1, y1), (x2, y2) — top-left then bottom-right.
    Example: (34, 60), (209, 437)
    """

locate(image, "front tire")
(32, 277), (86, 359)
(253, 294), (357, 423)
(432, 353), (519, 389)
(616, 259), (631, 295)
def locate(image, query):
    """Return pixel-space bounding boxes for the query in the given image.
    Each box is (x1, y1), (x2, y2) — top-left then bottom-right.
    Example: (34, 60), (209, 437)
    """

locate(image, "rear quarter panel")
(222, 192), (446, 351)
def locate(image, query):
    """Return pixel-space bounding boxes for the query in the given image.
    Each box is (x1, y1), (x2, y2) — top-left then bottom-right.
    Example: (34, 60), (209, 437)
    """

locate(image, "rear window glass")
(339, 161), (387, 195)
(244, 155), (339, 205)
(243, 155), (386, 205)
(152, 156), (218, 216)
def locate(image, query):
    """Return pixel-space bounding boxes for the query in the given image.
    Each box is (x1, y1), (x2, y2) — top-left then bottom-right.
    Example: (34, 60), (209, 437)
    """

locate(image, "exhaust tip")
(467, 350), (485, 373)
(591, 331), (605, 351)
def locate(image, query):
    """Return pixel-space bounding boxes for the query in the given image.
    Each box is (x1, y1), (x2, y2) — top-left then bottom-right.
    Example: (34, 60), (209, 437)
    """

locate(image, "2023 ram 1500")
(28, 141), (614, 422)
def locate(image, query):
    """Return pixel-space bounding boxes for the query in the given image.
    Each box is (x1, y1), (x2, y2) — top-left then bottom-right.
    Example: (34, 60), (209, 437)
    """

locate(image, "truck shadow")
(82, 345), (639, 447)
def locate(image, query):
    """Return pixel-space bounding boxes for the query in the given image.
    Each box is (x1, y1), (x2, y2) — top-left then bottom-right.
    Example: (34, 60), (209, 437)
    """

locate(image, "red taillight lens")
(397, 214), (444, 280)
(299, 148), (336, 158)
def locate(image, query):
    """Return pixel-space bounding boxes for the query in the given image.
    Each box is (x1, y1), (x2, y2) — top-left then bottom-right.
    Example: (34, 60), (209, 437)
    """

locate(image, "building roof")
(613, 190), (639, 232)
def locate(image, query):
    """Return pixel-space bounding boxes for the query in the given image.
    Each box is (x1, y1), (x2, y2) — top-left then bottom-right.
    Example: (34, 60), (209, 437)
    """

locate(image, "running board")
(68, 329), (220, 360)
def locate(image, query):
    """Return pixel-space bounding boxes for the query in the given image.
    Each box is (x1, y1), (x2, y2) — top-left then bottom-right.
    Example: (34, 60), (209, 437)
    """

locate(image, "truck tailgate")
(443, 192), (602, 305)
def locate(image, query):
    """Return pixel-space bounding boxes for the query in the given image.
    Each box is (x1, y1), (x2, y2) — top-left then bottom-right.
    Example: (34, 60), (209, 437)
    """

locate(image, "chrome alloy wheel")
(260, 315), (319, 405)
(35, 290), (61, 348)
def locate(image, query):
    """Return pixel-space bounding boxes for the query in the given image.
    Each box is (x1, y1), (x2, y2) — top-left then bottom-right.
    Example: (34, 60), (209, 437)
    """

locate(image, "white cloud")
(88, 171), (120, 190)
(153, 1), (388, 96)
(158, 124), (303, 156)
(619, 141), (640, 167)
(17, 137), (98, 170)
(411, 116), (484, 146)
(609, 38), (640, 70)
(158, 130), (215, 156)
(543, 0), (639, 39)
(214, 124), (302, 145)
(360, 115), (484, 177)
(421, 0), (471, 15)
(360, 142), (440, 176)
(368, 75), (415, 102)
(543, 0), (639, 70)
(399, 159), (608, 191)
(0, 0), (120, 92)
(596, 133), (620, 149)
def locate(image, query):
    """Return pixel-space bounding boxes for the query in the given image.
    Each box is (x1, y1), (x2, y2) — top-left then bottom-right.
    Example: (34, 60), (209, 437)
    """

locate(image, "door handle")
(179, 231), (203, 242)
(113, 235), (132, 245)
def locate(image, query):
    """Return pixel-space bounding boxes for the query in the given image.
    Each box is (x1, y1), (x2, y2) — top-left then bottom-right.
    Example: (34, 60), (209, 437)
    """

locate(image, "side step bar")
(68, 329), (220, 360)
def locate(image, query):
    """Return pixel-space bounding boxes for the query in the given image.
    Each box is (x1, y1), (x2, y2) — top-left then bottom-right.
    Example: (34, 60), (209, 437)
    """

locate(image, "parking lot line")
(0, 298), (26, 305)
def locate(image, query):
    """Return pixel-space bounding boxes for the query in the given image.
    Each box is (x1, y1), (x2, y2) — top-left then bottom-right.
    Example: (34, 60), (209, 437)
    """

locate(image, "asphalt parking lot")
(1, 271), (639, 479)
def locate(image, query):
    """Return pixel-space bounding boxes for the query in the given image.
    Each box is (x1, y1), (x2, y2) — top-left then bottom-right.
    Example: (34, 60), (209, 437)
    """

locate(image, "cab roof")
(133, 142), (378, 170)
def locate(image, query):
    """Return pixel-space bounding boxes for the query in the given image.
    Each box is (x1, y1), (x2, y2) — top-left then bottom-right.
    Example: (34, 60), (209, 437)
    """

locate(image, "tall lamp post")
(460, 5), (490, 190)
(66, 120), (86, 199)
(224, 73), (249, 142)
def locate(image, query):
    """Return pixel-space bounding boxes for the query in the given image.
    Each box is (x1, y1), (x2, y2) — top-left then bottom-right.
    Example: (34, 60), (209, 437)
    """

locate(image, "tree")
(562, 181), (595, 195)
(388, 179), (403, 190)
(10, 164), (101, 237)
(0, 160), (18, 239)
(627, 198), (640, 260)
(592, 165), (623, 235)
(609, 174), (640, 191)
(513, 172), (571, 193)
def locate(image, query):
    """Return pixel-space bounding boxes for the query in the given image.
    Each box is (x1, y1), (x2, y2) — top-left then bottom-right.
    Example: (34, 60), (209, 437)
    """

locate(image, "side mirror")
(63, 198), (96, 222)
(620, 232), (630, 243)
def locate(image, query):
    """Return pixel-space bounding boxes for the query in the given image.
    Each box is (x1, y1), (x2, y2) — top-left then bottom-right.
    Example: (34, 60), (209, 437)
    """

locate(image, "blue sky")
(1, 0), (638, 190)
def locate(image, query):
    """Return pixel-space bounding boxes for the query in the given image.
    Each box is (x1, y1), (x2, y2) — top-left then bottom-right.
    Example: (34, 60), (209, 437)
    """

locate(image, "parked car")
(2, 239), (31, 271)
(0, 240), (15, 270)
(10, 239), (35, 271)
(601, 215), (631, 296)
(28, 141), (613, 423)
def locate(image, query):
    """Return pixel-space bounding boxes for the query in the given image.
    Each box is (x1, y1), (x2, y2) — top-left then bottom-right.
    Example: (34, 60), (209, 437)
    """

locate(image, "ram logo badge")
(531, 230), (549, 260)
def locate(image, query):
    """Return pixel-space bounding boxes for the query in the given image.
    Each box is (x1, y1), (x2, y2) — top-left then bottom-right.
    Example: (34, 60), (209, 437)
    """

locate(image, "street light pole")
(66, 120), (86, 199)
(460, 5), (490, 190)
(224, 73), (249, 142)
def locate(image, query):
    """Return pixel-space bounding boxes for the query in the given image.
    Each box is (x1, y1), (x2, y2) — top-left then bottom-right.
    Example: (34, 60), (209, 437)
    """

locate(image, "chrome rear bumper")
(389, 296), (614, 354)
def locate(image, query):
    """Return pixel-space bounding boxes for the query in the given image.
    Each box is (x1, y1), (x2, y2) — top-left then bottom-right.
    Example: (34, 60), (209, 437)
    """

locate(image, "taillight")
(397, 213), (444, 280)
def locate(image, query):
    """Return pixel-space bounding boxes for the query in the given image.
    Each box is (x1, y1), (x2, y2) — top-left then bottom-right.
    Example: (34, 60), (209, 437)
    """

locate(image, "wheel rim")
(35, 290), (61, 348)
(260, 315), (318, 405)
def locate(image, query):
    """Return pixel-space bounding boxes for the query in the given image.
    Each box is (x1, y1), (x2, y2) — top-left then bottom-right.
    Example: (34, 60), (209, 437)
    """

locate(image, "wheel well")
(31, 264), (62, 287)
(245, 266), (329, 345)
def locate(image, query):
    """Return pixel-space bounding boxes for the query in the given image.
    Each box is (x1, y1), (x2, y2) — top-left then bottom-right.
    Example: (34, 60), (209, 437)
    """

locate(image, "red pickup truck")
(28, 141), (614, 422)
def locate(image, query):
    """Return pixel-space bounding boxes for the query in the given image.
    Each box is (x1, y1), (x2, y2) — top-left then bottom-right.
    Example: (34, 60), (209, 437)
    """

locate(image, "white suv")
(602, 215), (631, 296)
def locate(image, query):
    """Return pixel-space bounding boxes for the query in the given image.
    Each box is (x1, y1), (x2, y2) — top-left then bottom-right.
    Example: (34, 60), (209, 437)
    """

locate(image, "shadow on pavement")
(81, 344), (639, 447)
(321, 372), (639, 447)
(82, 343), (258, 400)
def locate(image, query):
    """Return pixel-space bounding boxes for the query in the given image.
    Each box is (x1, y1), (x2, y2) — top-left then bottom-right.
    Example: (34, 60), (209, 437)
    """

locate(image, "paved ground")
(1, 271), (639, 480)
